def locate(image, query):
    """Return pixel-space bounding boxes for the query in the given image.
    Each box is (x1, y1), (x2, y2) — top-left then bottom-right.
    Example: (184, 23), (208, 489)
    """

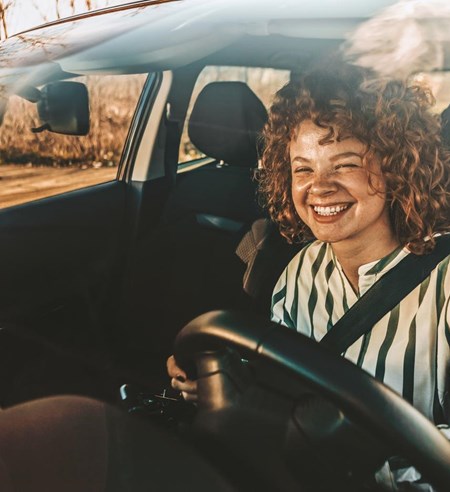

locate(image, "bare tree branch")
(31, 0), (49, 24)
(55, 0), (61, 19)
(0, 0), (12, 40)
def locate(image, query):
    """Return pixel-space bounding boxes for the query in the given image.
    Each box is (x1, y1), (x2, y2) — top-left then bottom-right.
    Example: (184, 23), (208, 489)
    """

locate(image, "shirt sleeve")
(271, 266), (288, 325)
(270, 264), (297, 329)
(271, 244), (310, 330)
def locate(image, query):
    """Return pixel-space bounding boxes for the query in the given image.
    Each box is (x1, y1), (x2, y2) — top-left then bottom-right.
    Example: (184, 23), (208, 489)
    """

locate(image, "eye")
(335, 163), (360, 171)
(292, 165), (313, 175)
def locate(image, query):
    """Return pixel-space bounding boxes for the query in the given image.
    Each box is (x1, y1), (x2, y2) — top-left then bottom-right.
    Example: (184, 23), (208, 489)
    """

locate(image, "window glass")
(412, 72), (450, 114)
(0, 73), (147, 209)
(179, 66), (290, 164)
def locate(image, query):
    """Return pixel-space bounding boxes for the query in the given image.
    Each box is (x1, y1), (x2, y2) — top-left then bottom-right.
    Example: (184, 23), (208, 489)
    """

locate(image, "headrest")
(188, 81), (267, 167)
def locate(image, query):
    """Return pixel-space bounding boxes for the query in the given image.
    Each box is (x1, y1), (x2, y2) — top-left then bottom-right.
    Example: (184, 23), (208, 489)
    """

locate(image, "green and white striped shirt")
(271, 240), (450, 424)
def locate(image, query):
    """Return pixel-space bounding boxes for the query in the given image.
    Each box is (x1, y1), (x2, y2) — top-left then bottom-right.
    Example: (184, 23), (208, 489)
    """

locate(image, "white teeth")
(313, 205), (349, 216)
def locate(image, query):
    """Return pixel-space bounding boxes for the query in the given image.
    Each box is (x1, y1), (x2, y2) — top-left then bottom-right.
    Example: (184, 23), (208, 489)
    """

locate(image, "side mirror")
(34, 81), (90, 136)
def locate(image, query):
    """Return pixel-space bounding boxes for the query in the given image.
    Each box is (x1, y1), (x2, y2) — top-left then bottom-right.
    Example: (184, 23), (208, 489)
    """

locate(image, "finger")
(181, 391), (198, 402)
(171, 378), (197, 394)
(166, 355), (187, 380)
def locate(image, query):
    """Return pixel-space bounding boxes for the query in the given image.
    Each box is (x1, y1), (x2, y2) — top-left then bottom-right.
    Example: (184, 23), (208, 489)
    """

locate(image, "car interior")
(0, 5), (347, 405)
(1, 2), (450, 490)
(119, 77), (301, 384)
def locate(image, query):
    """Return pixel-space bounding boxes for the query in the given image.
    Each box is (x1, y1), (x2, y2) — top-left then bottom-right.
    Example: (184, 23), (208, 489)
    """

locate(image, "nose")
(308, 170), (338, 196)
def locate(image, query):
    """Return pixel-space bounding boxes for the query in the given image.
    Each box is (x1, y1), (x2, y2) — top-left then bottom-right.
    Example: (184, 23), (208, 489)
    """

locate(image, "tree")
(5, 0), (110, 38)
(0, 0), (12, 40)
(60, 0), (98, 19)
(31, 1), (100, 23)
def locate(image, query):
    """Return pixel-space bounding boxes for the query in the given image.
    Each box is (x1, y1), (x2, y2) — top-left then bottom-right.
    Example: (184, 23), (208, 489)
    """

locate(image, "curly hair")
(258, 64), (450, 254)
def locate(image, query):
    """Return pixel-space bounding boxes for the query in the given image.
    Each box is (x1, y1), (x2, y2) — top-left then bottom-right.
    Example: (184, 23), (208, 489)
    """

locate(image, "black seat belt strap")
(320, 235), (450, 354)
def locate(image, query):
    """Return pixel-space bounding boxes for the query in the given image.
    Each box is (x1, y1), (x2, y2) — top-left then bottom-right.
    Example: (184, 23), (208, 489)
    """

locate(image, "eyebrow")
(291, 151), (362, 164)
(291, 156), (311, 164)
(330, 151), (362, 162)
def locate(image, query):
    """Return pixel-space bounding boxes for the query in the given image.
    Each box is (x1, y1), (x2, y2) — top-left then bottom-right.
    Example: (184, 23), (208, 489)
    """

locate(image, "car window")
(412, 72), (450, 113)
(0, 73), (147, 209)
(178, 66), (290, 165)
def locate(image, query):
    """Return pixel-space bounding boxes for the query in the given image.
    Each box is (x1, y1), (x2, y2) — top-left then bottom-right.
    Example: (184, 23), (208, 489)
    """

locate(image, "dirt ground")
(0, 164), (118, 209)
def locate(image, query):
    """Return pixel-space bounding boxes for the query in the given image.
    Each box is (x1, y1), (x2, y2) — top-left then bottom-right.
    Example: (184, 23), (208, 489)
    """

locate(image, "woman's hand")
(166, 355), (198, 402)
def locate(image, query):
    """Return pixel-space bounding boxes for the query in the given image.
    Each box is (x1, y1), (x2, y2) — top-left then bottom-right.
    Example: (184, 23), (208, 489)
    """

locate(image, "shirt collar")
(358, 245), (409, 277)
(329, 243), (410, 297)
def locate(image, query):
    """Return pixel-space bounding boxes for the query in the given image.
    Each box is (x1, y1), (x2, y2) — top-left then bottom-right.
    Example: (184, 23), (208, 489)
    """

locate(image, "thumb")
(166, 355), (187, 380)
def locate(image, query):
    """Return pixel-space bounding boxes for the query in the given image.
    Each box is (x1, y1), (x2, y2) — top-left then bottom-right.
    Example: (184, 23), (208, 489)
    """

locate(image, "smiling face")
(290, 120), (396, 254)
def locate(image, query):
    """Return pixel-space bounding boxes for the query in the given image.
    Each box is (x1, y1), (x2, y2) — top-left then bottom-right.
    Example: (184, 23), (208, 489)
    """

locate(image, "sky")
(4, 0), (126, 36)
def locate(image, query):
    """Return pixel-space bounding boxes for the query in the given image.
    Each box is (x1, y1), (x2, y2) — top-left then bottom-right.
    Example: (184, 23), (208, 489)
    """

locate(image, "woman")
(168, 64), (450, 487)
(261, 66), (450, 422)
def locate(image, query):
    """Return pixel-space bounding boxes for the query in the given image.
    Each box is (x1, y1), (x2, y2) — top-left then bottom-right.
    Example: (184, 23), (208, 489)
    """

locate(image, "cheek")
(291, 178), (310, 200)
(291, 182), (304, 206)
(365, 175), (388, 209)
(366, 163), (387, 194)
(349, 172), (385, 202)
(357, 179), (388, 218)
(291, 184), (309, 219)
(372, 193), (389, 215)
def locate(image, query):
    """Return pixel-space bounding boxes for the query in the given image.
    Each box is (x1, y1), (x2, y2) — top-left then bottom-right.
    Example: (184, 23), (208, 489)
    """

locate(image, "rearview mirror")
(33, 81), (90, 136)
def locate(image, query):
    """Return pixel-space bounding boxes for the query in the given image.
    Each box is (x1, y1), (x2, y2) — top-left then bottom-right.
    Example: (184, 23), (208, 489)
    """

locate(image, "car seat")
(174, 81), (299, 316)
(158, 81), (269, 324)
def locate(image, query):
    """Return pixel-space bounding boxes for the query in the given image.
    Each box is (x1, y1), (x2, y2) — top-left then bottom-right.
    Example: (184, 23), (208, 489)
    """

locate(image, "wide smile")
(308, 203), (354, 223)
(312, 204), (352, 217)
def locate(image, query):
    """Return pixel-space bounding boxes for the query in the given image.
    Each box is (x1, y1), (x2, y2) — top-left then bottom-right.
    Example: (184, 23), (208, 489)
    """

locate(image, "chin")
(315, 236), (344, 244)
(309, 229), (347, 244)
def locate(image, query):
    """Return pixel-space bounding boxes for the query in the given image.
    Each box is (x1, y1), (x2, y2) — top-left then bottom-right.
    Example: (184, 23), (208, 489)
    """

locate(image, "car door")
(0, 67), (160, 404)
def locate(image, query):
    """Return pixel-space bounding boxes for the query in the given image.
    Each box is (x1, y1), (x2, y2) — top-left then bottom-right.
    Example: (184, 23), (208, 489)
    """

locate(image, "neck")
(331, 235), (400, 294)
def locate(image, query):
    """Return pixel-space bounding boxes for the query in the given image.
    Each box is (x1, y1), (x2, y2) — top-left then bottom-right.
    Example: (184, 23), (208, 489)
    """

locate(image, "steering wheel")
(174, 310), (450, 491)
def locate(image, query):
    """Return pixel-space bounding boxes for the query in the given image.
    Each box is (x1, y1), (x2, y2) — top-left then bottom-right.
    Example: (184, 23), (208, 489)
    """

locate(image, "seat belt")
(320, 235), (450, 354)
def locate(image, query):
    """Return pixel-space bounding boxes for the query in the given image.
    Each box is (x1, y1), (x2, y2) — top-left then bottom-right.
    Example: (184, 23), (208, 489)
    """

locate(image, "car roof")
(0, 0), (400, 91)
